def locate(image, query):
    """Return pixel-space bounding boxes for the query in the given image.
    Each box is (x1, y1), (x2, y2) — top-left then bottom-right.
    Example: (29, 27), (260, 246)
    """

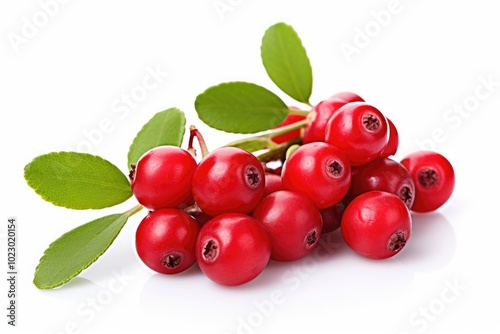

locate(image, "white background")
(2, 1), (500, 333)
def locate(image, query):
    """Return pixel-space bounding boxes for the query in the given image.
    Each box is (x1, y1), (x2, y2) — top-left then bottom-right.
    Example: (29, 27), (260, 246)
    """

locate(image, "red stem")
(188, 125), (210, 158)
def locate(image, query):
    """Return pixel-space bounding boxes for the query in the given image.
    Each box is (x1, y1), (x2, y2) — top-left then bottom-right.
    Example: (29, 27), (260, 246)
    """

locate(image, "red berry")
(192, 147), (265, 216)
(330, 91), (365, 104)
(281, 142), (351, 209)
(346, 157), (415, 209)
(252, 190), (323, 261)
(325, 102), (389, 166)
(341, 191), (412, 259)
(320, 200), (346, 233)
(135, 209), (200, 274)
(302, 98), (346, 144)
(130, 146), (197, 210)
(400, 151), (455, 212)
(264, 173), (284, 196)
(196, 213), (271, 286)
(271, 114), (306, 144)
(380, 118), (399, 157)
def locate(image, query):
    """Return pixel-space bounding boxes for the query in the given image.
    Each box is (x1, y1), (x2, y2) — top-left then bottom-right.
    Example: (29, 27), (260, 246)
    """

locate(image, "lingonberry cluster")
(129, 91), (455, 286)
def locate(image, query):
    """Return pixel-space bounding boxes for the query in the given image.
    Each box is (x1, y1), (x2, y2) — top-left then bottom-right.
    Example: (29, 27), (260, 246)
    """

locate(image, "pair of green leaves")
(25, 108), (186, 289)
(195, 22), (313, 134)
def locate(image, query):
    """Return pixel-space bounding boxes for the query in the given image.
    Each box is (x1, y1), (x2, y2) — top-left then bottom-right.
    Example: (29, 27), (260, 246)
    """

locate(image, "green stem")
(261, 119), (308, 138)
(123, 204), (143, 218)
(225, 136), (277, 150)
(223, 119), (307, 152)
(256, 138), (302, 163)
(288, 108), (310, 117)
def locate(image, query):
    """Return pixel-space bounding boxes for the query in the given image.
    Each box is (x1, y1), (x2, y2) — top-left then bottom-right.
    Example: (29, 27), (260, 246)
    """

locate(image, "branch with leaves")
(25, 22), (314, 289)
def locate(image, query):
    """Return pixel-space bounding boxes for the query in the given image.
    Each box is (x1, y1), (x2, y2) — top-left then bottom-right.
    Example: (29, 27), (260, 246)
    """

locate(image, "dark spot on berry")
(362, 114), (380, 131)
(387, 231), (407, 252)
(418, 168), (439, 187)
(129, 164), (136, 182)
(203, 239), (218, 262)
(399, 186), (413, 208)
(305, 230), (318, 248)
(245, 166), (261, 189)
(162, 252), (182, 269)
(327, 160), (343, 178)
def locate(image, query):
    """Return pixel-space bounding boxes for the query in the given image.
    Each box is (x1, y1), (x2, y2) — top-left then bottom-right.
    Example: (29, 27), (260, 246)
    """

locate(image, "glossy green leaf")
(33, 213), (129, 289)
(195, 81), (289, 134)
(127, 108), (186, 167)
(24, 152), (132, 210)
(261, 22), (313, 104)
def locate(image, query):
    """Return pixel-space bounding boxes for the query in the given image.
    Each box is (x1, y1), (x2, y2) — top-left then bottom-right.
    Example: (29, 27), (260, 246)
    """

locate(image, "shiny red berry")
(380, 118), (399, 157)
(135, 209), (200, 274)
(330, 91), (365, 104)
(302, 98), (346, 144)
(325, 102), (389, 166)
(264, 173), (284, 196)
(341, 191), (412, 259)
(192, 147), (265, 216)
(196, 213), (271, 286)
(400, 151), (455, 212)
(130, 146), (197, 210)
(320, 200), (346, 233)
(252, 190), (323, 261)
(281, 142), (351, 209)
(346, 157), (415, 209)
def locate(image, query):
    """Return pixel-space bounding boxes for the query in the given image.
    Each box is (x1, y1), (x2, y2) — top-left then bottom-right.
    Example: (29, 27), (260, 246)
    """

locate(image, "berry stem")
(256, 138), (302, 163)
(123, 204), (144, 218)
(188, 125), (210, 158)
(288, 108), (310, 117)
(264, 119), (308, 138)
(223, 119), (307, 154)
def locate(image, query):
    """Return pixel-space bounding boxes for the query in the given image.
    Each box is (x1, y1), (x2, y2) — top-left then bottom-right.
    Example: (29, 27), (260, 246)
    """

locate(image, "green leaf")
(195, 81), (289, 134)
(261, 22), (313, 104)
(33, 213), (129, 289)
(225, 137), (275, 152)
(24, 152), (132, 210)
(127, 108), (186, 167)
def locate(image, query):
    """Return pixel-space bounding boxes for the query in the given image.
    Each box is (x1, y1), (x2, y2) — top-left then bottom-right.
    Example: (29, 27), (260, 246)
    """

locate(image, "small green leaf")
(226, 137), (275, 152)
(24, 152), (132, 210)
(261, 22), (313, 104)
(195, 81), (289, 134)
(127, 108), (186, 167)
(34, 213), (129, 289)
